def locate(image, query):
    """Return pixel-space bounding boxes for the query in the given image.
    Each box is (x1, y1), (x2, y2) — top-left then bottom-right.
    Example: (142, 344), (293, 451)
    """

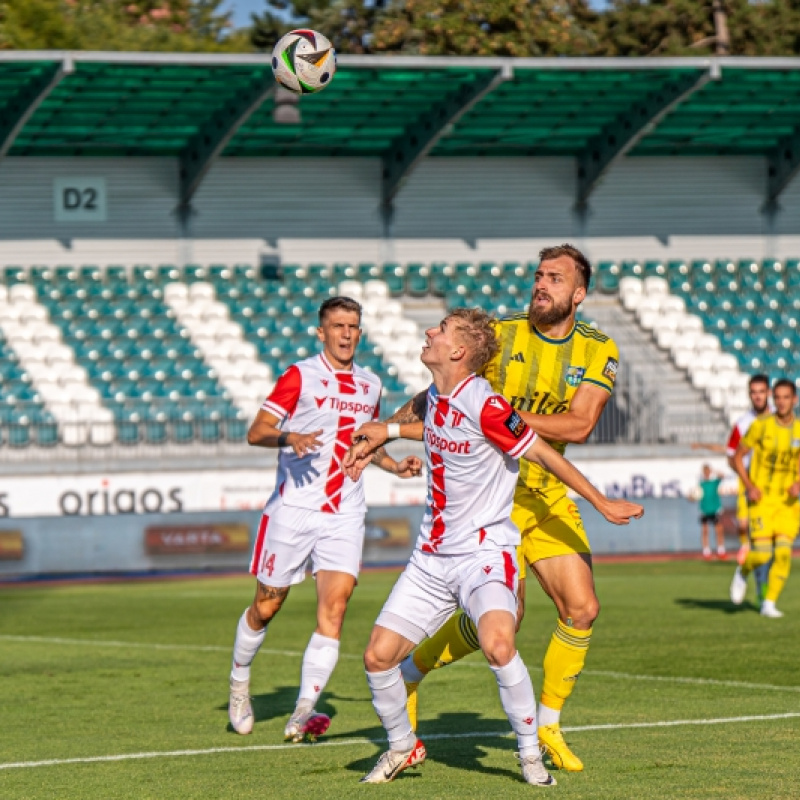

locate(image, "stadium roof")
(2, 52), (800, 211)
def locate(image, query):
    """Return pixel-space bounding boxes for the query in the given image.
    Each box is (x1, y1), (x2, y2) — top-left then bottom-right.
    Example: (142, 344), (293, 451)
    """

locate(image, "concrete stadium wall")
(0, 497), (741, 580)
(0, 156), (799, 267)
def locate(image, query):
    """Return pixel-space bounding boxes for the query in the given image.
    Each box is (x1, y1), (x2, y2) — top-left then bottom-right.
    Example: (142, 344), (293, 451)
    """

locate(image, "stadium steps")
(162, 281), (273, 414)
(0, 282), (112, 446)
(582, 294), (728, 444)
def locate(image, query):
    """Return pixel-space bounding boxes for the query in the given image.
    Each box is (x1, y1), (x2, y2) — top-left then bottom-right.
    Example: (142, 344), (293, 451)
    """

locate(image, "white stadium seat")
(644, 276), (669, 295)
(17, 303), (48, 323)
(0, 303), (20, 322)
(163, 282), (188, 301)
(363, 280), (389, 300)
(338, 280), (363, 299)
(188, 281), (214, 300)
(9, 284), (36, 303)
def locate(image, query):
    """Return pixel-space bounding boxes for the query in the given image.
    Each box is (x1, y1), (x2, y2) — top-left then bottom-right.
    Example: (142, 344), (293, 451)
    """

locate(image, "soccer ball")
(271, 29), (336, 95)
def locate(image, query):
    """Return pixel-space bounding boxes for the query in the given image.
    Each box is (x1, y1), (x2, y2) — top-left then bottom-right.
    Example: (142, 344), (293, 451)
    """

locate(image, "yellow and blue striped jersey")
(742, 414), (800, 498)
(481, 314), (619, 490)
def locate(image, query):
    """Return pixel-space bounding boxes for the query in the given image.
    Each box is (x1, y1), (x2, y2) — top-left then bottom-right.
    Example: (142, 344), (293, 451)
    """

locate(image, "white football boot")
(760, 600), (784, 618)
(729, 567), (748, 605)
(229, 679), (254, 735)
(517, 751), (557, 786)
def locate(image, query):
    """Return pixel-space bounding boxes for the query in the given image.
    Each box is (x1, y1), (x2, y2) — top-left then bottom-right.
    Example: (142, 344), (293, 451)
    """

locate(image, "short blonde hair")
(447, 307), (499, 373)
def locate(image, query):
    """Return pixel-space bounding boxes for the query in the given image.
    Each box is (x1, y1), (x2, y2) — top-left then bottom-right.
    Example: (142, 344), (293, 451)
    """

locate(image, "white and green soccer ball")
(271, 29), (336, 95)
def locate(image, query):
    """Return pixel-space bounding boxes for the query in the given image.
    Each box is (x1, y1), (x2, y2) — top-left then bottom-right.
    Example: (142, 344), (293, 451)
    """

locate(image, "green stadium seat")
(406, 263), (430, 296)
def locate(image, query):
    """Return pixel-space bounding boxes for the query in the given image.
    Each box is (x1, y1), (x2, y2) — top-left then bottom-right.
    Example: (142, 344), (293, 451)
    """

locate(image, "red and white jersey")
(261, 353), (381, 514)
(416, 374), (537, 556)
(726, 409), (757, 471)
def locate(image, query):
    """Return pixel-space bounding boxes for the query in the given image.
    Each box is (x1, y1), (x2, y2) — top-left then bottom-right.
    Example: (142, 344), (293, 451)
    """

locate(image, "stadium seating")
(1, 257), (797, 446)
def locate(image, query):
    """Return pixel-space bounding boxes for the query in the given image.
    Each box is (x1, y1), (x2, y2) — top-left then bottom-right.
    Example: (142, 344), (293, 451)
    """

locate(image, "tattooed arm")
(343, 391), (427, 479)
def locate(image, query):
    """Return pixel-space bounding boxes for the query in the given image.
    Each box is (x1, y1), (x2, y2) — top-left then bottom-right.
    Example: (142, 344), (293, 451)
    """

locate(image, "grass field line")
(2, 712), (799, 772)
(4, 634), (800, 695)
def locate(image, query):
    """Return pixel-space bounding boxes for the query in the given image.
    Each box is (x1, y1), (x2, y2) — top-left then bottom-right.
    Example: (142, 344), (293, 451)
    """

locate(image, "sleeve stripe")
(582, 377), (613, 393)
(261, 400), (289, 419)
(508, 428), (536, 459)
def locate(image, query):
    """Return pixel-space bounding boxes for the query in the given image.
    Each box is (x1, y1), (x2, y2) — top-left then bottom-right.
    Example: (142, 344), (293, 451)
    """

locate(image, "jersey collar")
(319, 353), (354, 374)
(430, 373), (475, 400)
(531, 321), (576, 345)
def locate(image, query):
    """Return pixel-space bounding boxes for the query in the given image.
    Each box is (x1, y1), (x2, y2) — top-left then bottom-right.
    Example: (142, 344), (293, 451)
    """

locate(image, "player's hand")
(290, 429), (323, 457)
(394, 456), (423, 479)
(344, 449), (372, 482)
(344, 422), (388, 466)
(746, 485), (762, 503)
(599, 499), (644, 525)
(789, 482), (800, 499)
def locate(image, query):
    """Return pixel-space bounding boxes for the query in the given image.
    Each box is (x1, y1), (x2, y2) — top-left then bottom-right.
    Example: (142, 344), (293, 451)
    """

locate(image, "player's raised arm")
(732, 440), (760, 503)
(247, 409), (323, 457)
(522, 435), (643, 525)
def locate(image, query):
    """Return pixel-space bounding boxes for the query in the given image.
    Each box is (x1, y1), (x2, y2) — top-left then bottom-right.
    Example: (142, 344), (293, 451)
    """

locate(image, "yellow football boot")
(538, 724), (584, 772)
(404, 681), (419, 731)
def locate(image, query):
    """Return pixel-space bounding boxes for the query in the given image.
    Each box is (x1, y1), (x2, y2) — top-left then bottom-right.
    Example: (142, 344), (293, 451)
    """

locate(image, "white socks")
(366, 666), (417, 752)
(299, 632), (340, 704)
(491, 652), (539, 757)
(230, 610), (266, 683)
(538, 703), (560, 728)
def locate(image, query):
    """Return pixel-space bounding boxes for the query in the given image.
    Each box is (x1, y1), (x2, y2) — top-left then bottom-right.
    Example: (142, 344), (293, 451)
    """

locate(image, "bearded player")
(346, 244), (619, 772)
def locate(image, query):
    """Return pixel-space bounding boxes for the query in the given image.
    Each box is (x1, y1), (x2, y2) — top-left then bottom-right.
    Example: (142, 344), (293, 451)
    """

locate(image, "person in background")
(698, 464), (725, 560)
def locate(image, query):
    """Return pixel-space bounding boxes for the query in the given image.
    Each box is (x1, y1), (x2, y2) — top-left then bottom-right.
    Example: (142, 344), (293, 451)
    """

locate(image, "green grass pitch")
(1, 560), (799, 799)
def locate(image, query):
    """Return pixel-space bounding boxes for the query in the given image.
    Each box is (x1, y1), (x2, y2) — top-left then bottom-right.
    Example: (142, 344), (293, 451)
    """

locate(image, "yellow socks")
(411, 611), (480, 676)
(741, 542), (773, 578)
(765, 544), (791, 604)
(540, 619), (592, 716)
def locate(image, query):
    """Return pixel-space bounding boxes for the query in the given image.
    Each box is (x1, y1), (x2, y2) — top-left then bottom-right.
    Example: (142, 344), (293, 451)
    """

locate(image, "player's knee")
(252, 595), (285, 625)
(564, 596), (599, 629)
(482, 635), (516, 668)
(363, 641), (394, 673)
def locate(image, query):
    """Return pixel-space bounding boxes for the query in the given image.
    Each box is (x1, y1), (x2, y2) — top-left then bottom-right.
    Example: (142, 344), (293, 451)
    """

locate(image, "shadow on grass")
(675, 597), (759, 614)
(343, 712), (519, 782)
(218, 685), (343, 734)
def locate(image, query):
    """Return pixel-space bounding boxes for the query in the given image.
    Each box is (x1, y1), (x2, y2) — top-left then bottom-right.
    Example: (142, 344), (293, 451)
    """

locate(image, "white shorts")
(249, 495), (365, 587)
(376, 546), (519, 645)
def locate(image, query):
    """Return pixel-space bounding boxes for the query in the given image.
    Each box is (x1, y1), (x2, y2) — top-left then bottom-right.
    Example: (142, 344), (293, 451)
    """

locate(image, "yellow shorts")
(736, 488), (749, 525)
(512, 484), (591, 580)
(748, 495), (800, 546)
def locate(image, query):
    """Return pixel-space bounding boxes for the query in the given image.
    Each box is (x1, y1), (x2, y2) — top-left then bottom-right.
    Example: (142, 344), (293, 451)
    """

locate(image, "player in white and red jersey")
(357, 309), (643, 786)
(227, 297), (422, 742)
(725, 374), (771, 587)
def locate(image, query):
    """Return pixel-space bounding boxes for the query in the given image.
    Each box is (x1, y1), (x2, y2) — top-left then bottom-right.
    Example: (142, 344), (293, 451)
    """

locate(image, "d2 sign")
(54, 177), (107, 222)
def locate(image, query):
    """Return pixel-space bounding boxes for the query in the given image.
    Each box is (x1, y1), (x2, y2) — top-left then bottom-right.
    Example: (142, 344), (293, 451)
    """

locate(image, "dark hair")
(319, 296), (362, 325)
(749, 373), (769, 388)
(538, 243), (592, 289)
(773, 378), (797, 395)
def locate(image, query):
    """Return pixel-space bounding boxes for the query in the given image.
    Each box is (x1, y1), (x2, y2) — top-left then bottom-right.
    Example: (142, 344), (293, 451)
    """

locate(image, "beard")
(528, 293), (573, 328)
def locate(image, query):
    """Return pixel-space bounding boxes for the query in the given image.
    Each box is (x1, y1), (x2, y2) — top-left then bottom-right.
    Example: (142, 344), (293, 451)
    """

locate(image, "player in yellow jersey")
(729, 379), (800, 617)
(345, 244), (619, 772)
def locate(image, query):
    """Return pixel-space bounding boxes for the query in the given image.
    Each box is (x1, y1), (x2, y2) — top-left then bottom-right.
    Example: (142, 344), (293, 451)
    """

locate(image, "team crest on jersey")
(602, 357), (619, 383)
(359, 382), (370, 395)
(565, 366), (585, 387)
(320, 379), (329, 387)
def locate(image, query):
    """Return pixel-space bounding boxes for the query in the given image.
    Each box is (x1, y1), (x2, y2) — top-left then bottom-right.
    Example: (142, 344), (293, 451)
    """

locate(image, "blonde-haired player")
(730, 379), (800, 617)
(346, 244), (619, 772)
(357, 308), (643, 786)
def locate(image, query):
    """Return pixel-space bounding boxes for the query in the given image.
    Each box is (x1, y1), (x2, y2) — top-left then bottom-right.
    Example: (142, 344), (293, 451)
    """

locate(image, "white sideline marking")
(3, 635), (800, 695)
(2, 713), (799, 771)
